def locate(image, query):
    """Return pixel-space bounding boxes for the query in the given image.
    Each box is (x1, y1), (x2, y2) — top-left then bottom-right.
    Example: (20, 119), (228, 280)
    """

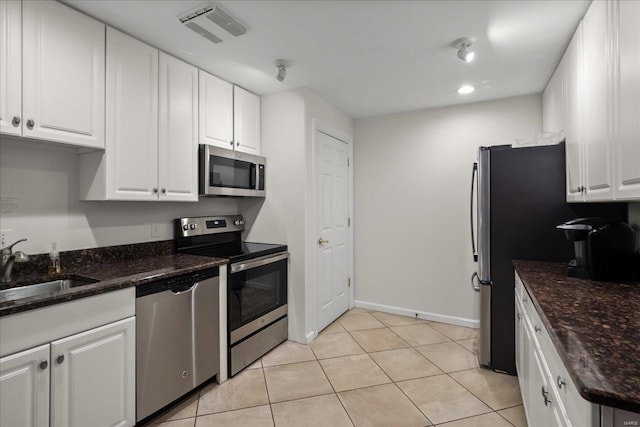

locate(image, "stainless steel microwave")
(199, 145), (266, 197)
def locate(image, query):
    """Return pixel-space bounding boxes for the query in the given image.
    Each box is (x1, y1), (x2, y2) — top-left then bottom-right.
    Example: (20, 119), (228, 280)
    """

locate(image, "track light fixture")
(276, 60), (287, 82)
(456, 38), (475, 63)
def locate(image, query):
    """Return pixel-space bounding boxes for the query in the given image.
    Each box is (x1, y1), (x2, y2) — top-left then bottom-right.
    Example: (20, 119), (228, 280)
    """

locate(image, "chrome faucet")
(1, 238), (30, 283)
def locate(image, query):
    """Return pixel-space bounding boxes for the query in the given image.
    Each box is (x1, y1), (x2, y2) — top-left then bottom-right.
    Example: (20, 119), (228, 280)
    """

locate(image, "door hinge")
(348, 277), (351, 287)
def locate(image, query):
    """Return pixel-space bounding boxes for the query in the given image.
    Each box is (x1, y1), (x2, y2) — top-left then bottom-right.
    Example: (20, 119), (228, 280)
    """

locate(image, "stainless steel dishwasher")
(136, 267), (220, 422)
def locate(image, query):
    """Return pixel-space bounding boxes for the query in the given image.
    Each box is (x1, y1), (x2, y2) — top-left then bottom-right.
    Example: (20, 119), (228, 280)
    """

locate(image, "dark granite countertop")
(0, 241), (227, 317)
(513, 259), (640, 413)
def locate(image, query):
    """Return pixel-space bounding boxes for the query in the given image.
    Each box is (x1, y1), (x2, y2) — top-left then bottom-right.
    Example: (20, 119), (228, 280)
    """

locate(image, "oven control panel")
(175, 215), (245, 238)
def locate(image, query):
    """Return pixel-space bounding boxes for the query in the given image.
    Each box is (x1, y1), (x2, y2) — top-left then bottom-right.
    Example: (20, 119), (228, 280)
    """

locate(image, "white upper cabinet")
(233, 86), (261, 155)
(81, 31), (200, 202)
(199, 71), (262, 155)
(105, 27), (159, 200)
(546, 0), (640, 202)
(0, 0), (22, 137)
(21, 0), (105, 149)
(159, 52), (199, 202)
(582, 0), (614, 201)
(564, 24), (584, 202)
(199, 70), (234, 149)
(613, 0), (640, 200)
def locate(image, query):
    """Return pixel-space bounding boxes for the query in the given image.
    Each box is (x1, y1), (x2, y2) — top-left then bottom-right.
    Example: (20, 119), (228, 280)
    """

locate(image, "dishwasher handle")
(171, 282), (198, 295)
(136, 266), (219, 298)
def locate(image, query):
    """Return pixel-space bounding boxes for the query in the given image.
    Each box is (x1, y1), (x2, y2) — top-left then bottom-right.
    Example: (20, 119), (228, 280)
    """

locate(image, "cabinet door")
(233, 86), (261, 155)
(22, 0), (105, 148)
(520, 310), (534, 423)
(614, 0), (640, 200)
(51, 317), (135, 427)
(106, 27), (159, 200)
(531, 349), (553, 427)
(565, 23), (585, 202)
(542, 58), (566, 134)
(159, 53), (198, 202)
(583, 0), (614, 201)
(0, 0), (21, 137)
(199, 70), (233, 149)
(0, 344), (50, 427)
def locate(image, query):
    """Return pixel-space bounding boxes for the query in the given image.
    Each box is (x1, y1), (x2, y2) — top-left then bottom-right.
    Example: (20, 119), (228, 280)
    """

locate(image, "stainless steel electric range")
(175, 215), (288, 377)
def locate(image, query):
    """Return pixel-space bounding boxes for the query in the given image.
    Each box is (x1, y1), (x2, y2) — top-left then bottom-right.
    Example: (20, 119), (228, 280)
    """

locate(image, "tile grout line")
(186, 311), (516, 427)
(259, 365), (277, 426)
(346, 321), (435, 425)
(341, 315), (504, 426)
(314, 353), (357, 427)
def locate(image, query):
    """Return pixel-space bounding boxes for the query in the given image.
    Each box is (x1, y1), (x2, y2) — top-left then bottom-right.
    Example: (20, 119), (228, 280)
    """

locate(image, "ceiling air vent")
(178, 4), (247, 44)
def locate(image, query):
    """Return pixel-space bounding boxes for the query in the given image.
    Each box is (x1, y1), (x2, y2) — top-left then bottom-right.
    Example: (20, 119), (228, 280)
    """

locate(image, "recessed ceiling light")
(457, 85), (475, 95)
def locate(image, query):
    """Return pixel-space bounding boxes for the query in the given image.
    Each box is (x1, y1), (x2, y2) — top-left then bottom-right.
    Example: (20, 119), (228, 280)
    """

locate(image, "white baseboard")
(354, 300), (479, 329)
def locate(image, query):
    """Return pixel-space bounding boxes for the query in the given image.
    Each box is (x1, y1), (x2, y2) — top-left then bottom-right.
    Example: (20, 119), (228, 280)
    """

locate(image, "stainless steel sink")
(0, 276), (98, 303)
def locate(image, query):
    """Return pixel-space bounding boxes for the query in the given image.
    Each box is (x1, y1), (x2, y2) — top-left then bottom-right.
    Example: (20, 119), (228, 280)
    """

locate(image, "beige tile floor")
(142, 308), (528, 427)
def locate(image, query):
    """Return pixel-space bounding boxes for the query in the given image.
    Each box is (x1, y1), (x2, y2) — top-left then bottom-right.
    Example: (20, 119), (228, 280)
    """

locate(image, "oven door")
(228, 252), (288, 344)
(199, 145), (266, 197)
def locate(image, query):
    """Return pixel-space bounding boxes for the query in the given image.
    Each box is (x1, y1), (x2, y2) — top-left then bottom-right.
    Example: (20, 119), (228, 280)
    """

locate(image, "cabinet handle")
(56, 354), (64, 364)
(534, 325), (541, 333)
(11, 116), (20, 127)
(236, 141), (240, 146)
(541, 385), (551, 406)
(39, 360), (48, 370)
(517, 313), (522, 320)
(153, 188), (158, 194)
(161, 188), (166, 194)
(26, 119), (34, 129)
(557, 376), (565, 389)
(229, 141), (234, 146)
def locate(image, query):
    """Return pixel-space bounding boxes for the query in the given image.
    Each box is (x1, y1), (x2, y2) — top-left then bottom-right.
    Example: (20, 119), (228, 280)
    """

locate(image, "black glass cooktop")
(184, 242), (287, 263)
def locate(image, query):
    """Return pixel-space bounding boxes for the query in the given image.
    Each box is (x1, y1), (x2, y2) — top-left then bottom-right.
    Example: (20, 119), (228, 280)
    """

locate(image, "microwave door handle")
(471, 162), (478, 262)
(250, 163), (257, 189)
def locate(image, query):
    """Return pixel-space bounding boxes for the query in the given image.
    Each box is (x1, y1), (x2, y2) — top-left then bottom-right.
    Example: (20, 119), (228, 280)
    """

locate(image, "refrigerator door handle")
(470, 162), (478, 262)
(470, 272), (481, 292)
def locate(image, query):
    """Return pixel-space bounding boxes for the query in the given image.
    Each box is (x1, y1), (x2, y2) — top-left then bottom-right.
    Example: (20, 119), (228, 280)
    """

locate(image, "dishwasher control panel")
(136, 266), (219, 298)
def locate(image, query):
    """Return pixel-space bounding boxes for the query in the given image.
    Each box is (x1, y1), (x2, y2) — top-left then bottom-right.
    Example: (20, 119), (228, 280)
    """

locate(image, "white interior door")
(316, 130), (350, 332)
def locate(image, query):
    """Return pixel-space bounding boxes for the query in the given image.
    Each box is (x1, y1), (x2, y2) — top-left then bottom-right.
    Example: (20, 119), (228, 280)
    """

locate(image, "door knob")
(11, 116), (20, 127)
(26, 118), (34, 129)
(318, 237), (329, 246)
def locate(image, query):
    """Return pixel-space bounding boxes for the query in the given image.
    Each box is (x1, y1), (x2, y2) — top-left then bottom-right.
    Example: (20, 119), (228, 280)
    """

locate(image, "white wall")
(241, 91), (307, 342)
(242, 89), (353, 343)
(353, 94), (542, 326)
(0, 138), (238, 254)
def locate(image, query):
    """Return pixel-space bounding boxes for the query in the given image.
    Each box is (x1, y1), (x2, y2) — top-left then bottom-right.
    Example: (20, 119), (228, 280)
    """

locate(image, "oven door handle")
(231, 252), (289, 273)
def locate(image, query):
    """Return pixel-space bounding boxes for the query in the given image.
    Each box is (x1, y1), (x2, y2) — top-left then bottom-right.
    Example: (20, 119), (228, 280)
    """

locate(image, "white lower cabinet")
(50, 317), (135, 427)
(0, 317), (135, 427)
(0, 344), (50, 427)
(515, 273), (597, 427)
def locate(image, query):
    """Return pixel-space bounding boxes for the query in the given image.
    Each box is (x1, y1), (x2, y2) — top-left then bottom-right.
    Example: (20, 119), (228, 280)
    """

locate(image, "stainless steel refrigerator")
(470, 143), (627, 375)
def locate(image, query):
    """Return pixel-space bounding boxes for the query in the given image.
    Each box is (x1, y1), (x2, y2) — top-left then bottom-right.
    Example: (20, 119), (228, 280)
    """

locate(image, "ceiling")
(64, 0), (590, 119)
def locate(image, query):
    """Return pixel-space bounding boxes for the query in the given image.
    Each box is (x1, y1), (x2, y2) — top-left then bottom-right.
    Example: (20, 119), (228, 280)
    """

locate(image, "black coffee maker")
(556, 218), (637, 281)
